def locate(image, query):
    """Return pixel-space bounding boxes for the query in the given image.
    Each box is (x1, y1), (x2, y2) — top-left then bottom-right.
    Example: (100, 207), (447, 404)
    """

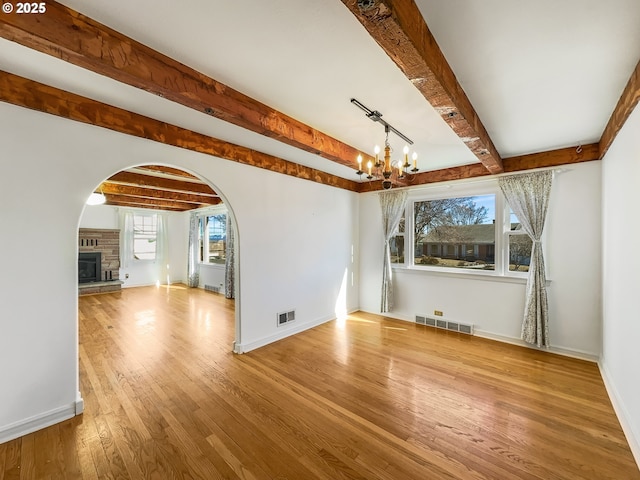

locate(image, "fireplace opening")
(79, 252), (101, 283)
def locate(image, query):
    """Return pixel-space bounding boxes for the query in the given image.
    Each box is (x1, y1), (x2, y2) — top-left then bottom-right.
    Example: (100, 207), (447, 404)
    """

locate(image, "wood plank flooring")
(1, 285), (638, 479)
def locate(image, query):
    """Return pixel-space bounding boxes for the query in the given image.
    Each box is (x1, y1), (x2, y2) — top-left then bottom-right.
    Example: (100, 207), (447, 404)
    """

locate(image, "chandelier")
(351, 98), (418, 189)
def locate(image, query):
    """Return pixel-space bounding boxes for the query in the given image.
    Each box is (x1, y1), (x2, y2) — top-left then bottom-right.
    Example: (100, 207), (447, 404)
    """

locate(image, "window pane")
(198, 218), (205, 262)
(390, 234), (404, 264)
(390, 213), (405, 264)
(413, 195), (495, 271)
(133, 214), (157, 260)
(509, 208), (524, 231)
(206, 214), (226, 264)
(508, 233), (532, 272)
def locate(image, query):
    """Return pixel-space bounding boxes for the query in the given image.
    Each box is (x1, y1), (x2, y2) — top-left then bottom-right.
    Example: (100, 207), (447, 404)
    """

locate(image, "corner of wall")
(599, 359), (640, 470)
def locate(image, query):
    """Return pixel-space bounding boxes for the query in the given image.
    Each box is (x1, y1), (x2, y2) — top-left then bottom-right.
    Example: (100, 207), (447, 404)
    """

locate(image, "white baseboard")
(356, 308), (599, 362)
(598, 360), (640, 470)
(234, 314), (335, 354)
(0, 403), (77, 444)
(473, 329), (599, 362)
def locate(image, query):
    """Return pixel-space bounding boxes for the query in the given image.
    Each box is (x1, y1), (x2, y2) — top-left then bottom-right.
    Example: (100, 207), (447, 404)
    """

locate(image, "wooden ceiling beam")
(106, 171), (216, 195)
(133, 165), (203, 180)
(0, 71), (360, 192)
(99, 183), (221, 205)
(0, 1), (367, 168)
(358, 143), (599, 192)
(357, 163), (490, 192)
(599, 58), (640, 158)
(342, 0), (503, 174)
(503, 143), (599, 172)
(104, 193), (205, 211)
(104, 198), (189, 212)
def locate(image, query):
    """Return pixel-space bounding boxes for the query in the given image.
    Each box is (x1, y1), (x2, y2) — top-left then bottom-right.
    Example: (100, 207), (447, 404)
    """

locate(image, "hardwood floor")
(1, 285), (638, 479)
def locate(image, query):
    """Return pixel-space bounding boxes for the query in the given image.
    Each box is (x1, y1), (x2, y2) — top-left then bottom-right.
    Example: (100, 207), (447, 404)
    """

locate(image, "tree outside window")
(199, 214), (227, 264)
(507, 216), (533, 272)
(390, 214), (405, 264)
(413, 195), (495, 271)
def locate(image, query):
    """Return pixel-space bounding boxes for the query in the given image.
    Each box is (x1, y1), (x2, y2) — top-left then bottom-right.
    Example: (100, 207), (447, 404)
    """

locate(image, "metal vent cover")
(277, 310), (296, 326)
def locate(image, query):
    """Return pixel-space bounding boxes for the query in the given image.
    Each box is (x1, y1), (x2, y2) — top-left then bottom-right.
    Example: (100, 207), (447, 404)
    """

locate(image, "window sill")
(392, 265), (538, 284)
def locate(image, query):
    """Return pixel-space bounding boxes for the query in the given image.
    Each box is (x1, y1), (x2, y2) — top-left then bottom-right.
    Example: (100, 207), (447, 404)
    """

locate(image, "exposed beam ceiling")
(0, 68), (605, 198)
(0, 1), (371, 169)
(0, 70), (360, 193)
(96, 167), (220, 212)
(0, 0), (637, 202)
(342, 0), (503, 174)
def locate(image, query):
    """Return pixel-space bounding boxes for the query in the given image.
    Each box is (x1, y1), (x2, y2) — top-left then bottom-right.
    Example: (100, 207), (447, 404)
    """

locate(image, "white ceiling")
(1, 0), (639, 180)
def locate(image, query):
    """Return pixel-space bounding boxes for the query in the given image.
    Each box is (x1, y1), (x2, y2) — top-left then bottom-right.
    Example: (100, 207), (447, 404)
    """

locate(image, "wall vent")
(204, 284), (221, 293)
(277, 310), (296, 327)
(415, 314), (474, 335)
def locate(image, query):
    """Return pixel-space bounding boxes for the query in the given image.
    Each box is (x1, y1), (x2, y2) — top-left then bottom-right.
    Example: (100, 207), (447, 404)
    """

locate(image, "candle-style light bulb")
(356, 154), (363, 175)
(374, 145), (380, 165)
(367, 160), (373, 176)
(412, 152), (418, 170)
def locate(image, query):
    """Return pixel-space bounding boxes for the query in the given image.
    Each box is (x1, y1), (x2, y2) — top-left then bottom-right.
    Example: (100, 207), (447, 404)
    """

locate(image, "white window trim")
(132, 212), (158, 263)
(194, 205), (228, 266)
(392, 178), (544, 281)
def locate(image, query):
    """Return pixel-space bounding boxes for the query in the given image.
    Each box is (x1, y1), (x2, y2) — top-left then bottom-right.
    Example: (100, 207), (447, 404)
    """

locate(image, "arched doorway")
(77, 163), (240, 347)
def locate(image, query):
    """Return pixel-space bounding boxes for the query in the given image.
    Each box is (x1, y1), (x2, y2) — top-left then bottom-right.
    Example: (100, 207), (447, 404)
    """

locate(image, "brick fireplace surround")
(78, 228), (123, 295)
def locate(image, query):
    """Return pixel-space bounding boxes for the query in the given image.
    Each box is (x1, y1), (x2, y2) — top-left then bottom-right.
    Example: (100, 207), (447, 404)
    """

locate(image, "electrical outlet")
(434, 310), (443, 316)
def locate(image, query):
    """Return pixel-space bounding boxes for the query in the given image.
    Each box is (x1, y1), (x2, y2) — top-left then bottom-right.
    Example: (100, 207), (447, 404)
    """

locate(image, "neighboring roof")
(421, 224), (496, 244)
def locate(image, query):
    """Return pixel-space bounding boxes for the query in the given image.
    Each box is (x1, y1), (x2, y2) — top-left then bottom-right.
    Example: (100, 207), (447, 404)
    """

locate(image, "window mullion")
(405, 201), (414, 267)
(495, 190), (506, 275)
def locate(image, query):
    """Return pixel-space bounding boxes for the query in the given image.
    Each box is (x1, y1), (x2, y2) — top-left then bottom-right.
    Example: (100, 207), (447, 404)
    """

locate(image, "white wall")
(0, 102), (359, 442)
(359, 161), (603, 359)
(199, 264), (226, 291)
(601, 103), (640, 464)
(79, 204), (189, 287)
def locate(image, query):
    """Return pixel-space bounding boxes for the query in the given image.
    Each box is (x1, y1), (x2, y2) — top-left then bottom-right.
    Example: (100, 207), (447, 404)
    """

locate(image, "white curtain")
(499, 170), (553, 347)
(379, 190), (408, 312)
(225, 214), (235, 299)
(118, 209), (134, 269)
(187, 212), (200, 288)
(156, 213), (169, 285)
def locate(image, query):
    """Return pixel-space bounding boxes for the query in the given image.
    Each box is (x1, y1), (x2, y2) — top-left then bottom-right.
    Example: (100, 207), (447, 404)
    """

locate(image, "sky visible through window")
(468, 194), (519, 225)
(470, 195), (495, 224)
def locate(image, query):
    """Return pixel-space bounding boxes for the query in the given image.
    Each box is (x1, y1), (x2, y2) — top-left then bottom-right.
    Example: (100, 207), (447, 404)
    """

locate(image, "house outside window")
(390, 181), (537, 278)
(412, 194), (496, 271)
(507, 216), (533, 272)
(133, 214), (157, 261)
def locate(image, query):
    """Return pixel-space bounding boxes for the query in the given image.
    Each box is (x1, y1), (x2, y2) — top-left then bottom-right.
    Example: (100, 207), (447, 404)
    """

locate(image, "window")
(391, 182), (535, 278)
(390, 214), (405, 264)
(507, 212), (533, 272)
(133, 214), (157, 261)
(199, 213), (227, 264)
(412, 194), (496, 271)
